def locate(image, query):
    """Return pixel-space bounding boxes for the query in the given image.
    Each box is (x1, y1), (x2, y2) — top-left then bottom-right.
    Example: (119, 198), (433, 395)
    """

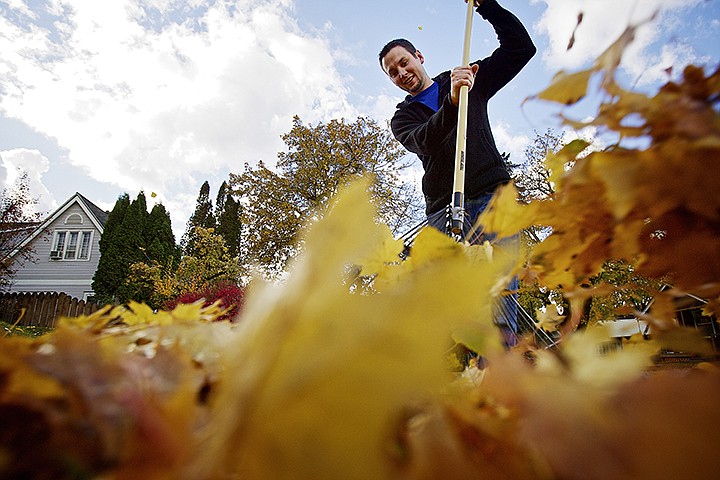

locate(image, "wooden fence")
(0, 292), (102, 328)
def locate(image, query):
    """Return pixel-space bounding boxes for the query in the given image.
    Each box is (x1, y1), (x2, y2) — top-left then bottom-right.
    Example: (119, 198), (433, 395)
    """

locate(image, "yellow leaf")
(477, 183), (537, 238)
(529, 69), (593, 105)
(554, 325), (658, 389)
(594, 23), (640, 90)
(534, 305), (565, 332)
(357, 223), (405, 278)
(57, 304), (114, 331)
(451, 321), (502, 357)
(589, 149), (642, 220)
(406, 225), (465, 267)
(0, 337), (66, 399)
(545, 139), (590, 186)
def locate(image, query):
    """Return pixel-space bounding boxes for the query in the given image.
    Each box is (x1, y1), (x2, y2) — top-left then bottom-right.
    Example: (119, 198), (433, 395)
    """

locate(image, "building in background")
(3, 193), (108, 301)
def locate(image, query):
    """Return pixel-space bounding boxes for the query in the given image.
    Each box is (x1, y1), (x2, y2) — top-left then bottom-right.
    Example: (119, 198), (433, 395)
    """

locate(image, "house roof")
(5, 193), (109, 260)
(0, 222), (41, 258)
(76, 192), (109, 227)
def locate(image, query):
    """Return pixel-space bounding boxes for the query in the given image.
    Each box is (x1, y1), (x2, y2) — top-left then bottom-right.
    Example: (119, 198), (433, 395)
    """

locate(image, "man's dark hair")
(378, 38), (417, 68)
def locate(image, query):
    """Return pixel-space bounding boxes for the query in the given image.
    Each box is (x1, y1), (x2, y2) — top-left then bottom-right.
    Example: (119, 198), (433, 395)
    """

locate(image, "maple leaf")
(356, 222), (406, 288)
(534, 305), (565, 332)
(532, 69), (593, 105)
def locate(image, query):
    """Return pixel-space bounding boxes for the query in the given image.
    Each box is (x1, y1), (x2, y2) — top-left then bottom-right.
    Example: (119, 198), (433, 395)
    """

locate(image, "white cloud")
(365, 93), (401, 123)
(532, 0), (704, 85)
(491, 121), (531, 164)
(2, 0), (36, 19)
(560, 123), (606, 158)
(0, 0), (356, 231)
(624, 42), (706, 86)
(0, 148), (56, 215)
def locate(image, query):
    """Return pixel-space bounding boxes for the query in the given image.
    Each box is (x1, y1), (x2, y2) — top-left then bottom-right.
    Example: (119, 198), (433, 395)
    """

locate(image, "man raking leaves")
(379, 0), (536, 348)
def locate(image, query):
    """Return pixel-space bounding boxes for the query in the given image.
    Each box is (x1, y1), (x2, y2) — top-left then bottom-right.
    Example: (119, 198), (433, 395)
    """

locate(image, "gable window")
(51, 230), (94, 261)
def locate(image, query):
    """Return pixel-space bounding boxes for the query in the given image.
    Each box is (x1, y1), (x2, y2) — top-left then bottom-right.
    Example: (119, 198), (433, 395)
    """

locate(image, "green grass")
(1, 320), (54, 338)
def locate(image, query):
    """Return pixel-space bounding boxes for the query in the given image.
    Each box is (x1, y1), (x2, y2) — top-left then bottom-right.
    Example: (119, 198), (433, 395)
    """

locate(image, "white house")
(5, 193), (108, 301)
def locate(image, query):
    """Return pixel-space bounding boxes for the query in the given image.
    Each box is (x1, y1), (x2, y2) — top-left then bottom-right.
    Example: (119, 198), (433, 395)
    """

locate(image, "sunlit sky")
(1, 0), (718, 238)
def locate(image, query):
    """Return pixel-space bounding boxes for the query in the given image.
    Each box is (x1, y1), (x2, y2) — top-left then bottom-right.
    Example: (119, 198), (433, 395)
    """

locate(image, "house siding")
(7, 202), (103, 300)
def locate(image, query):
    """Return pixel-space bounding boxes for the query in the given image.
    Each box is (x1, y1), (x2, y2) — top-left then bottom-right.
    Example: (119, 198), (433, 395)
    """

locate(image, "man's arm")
(391, 93), (458, 158)
(473, 0), (536, 98)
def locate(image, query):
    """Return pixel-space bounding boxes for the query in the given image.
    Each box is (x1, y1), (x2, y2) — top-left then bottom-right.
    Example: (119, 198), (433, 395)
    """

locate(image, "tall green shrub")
(93, 192), (177, 305)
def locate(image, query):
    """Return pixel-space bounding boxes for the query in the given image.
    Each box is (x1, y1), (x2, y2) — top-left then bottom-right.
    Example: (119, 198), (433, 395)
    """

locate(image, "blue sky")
(1, 0), (718, 239)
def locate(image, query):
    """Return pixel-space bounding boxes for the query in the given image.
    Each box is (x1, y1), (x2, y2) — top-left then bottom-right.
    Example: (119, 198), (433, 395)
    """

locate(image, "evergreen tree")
(92, 193), (130, 304)
(215, 181), (228, 221)
(216, 193), (242, 258)
(94, 192), (181, 306)
(93, 191), (172, 305)
(182, 181), (215, 255)
(111, 192), (150, 304)
(145, 203), (179, 266)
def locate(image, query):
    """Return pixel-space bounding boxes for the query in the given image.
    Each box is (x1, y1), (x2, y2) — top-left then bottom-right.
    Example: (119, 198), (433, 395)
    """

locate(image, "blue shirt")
(411, 81), (439, 112)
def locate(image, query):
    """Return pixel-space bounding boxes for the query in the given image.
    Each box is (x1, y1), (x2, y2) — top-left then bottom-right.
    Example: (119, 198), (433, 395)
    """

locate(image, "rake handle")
(450, 0), (476, 236)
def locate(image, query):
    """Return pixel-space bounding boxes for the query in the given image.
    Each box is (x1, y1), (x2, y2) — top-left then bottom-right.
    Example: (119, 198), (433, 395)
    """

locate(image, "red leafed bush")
(164, 282), (245, 322)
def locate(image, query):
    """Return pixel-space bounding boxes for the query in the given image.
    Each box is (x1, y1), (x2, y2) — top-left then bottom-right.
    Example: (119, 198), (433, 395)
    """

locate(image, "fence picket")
(0, 292), (101, 328)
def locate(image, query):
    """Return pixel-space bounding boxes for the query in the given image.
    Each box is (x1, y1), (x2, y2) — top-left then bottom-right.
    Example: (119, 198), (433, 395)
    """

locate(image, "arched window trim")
(64, 213), (84, 225)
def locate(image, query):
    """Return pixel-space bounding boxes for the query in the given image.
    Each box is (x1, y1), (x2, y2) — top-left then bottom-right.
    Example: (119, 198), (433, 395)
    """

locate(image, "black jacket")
(390, 0), (536, 215)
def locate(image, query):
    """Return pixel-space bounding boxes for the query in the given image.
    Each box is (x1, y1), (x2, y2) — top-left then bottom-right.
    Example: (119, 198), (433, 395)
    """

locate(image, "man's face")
(381, 46), (431, 96)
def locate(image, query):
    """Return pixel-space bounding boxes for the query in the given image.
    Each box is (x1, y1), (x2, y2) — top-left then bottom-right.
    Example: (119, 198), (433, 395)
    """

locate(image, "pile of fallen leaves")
(2, 26), (720, 480)
(482, 23), (720, 341)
